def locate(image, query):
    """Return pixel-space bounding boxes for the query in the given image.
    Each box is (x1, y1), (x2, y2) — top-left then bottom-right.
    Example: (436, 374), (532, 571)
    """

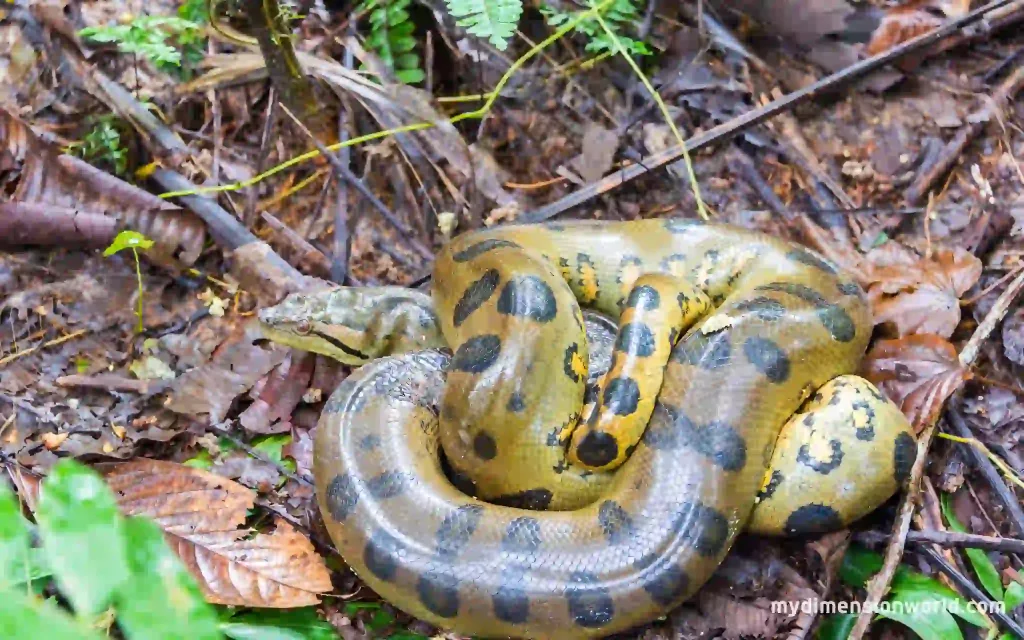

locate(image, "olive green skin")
(261, 219), (915, 639)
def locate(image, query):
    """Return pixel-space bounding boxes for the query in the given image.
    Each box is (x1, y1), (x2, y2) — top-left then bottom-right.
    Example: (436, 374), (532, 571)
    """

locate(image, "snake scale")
(259, 219), (915, 639)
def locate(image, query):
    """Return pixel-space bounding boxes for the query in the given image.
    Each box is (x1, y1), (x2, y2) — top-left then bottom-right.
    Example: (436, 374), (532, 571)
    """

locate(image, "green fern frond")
(359, 0), (425, 84)
(445, 0), (523, 50)
(541, 0), (650, 56)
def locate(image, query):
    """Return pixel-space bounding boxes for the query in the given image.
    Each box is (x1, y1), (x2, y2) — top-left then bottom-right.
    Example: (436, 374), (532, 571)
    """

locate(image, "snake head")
(258, 286), (443, 365)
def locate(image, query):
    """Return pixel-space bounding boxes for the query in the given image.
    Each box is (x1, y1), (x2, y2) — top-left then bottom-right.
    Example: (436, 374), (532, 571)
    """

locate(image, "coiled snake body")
(259, 219), (914, 639)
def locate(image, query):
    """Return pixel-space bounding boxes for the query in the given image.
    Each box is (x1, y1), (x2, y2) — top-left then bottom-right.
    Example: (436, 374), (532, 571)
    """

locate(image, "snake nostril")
(296, 319), (312, 334)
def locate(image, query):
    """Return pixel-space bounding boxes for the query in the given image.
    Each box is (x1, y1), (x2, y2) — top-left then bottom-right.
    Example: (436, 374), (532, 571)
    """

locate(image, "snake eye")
(295, 320), (312, 334)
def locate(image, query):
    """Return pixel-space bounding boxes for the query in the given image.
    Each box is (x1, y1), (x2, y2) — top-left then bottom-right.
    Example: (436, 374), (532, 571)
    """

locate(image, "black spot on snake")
(758, 470), (784, 501)
(365, 471), (409, 499)
(785, 504), (843, 535)
(598, 500), (634, 544)
(604, 377), (640, 416)
(787, 248), (838, 274)
(357, 434), (381, 451)
(744, 337), (791, 383)
(563, 342), (583, 383)
(493, 565), (530, 623)
(615, 323), (656, 357)
(626, 285), (661, 311)
(583, 382), (600, 406)
(453, 269), (500, 327)
(502, 517), (542, 553)
(734, 296), (786, 322)
(663, 218), (704, 233)
(672, 501), (730, 557)
(452, 238), (521, 262)
(797, 440), (844, 474)
(325, 474), (358, 521)
(757, 282), (828, 306)
(472, 431), (498, 460)
(566, 571), (614, 628)
(435, 505), (484, 557)
(506, 392), (525, 413)
(837, 281), (863, 297)
(575, 431), (619, 468)
(451, 334), (501, 373)
(497, 276), (558, 322)
(660, 253), (687, 273)
(645, 404), (747, 471)
(893, 431), (915, 485)
(491, 488), (553, 510)
(417, 569), (460, 618)
(447, 467), (477, 497)
(816, 305), (856, 343)
(672, 329), (732, 369)
(634, 554), (690, 606)
(363, 529), (401, 581)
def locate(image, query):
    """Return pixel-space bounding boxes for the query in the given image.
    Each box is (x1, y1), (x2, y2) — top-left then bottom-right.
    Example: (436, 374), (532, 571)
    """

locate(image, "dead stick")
(847, 258), (1024, 640)
(858, 529), (1024, 554)
(279, 105), (434, 261)
(522, 0), (1017, 223)
(922, 547), (1024, 636)
(906, 62), (1024, 204)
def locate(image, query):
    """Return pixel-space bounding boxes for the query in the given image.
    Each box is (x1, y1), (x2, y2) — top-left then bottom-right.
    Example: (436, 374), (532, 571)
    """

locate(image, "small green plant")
(817, 544), (1024, 640)
(104, 230), (154, 333)
(541, 0), (650, 57)
(69, 118), (129, 176)
(443, 0), (522, 50)
(79, 14), (205, 71)
(359, 0), (426, 84)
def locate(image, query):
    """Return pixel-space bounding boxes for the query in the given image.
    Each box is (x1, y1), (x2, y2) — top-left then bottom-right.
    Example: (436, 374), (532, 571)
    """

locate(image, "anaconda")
(259, 219), (915, 639)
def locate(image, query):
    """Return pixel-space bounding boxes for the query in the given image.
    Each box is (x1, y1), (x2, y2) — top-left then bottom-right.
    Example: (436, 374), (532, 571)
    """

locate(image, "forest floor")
(3, 0), (1024, 638)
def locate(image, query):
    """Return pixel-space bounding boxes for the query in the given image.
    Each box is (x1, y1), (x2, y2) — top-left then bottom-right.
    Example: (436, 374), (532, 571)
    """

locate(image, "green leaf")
(0, 485), (32, 590)
(0, 588), (104, 640)
(839, 545), (884, 588)
(184, 449), (215, 469)
(395, 68), (426, 84)
(816, 613), (856, 640)
(1005, 581), (1024, 611)
(941, 493), (1004, 601)
(115, 516), (221, 640)
(103, 230), (154, 256)
(878, 589), (966, 640)
(446, 0), (523, 49)
(220, 608), (338, 640)
(35, 459), (129, 617)
(252, 434), (296, 473)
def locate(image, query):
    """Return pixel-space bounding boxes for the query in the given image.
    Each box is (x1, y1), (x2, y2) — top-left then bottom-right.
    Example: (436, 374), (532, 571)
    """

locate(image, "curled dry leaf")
(868, 246), (981, 338)
(100, 458), (331, 607)
(865, 0), (970, 55)
(861, 334), (972, 431)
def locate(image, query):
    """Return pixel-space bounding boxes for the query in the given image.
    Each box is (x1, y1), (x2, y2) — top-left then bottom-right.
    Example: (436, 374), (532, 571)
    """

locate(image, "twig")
(278, 105), (434, 261)
(522, 0), (1017, 223)
(922, 546), (1024, 638)
(0, 330), (87, 367)
(55, 374), (165, 394)
(260, 211), (333, 279)
(207, 421), (314, 488)
(332, 38), (355, 284)
(946, 409), (1024, 535)
(0, 203), (119, 249)
(906, 62), (1024, 204)
(857, 529), (1024, 554)
(847, 245), (1024, 640)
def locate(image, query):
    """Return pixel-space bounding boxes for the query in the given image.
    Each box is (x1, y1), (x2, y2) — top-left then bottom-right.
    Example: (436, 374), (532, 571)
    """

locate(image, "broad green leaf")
(941, 494), (1004, 601)
(252, 434), (296, 473)
(1005, 581), (1024, 611)
(0, 588), (104, 639)
(220, 608), (338, 640)
(878, 589), (965, 640)
(184, 449), (215, 469)
(0, 485), (32, 590)
(816, 613), (856, 639)
(839, 545), (885, 588)
(115, 517), (221, 640)
(103, 230), (154, 256)
(35, 459), (129, 617)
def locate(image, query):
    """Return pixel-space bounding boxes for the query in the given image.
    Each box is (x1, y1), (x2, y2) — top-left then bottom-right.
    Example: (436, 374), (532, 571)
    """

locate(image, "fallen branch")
(857, 529), (1024, 554)
(0, 202), (118, 249)
(906, 61), (1024, 203)
(522, 0), (1017, 223)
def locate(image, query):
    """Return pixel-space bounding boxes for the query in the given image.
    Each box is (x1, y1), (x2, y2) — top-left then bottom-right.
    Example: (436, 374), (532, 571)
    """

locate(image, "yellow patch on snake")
(700, 315), (735, 334)
(577, 255), (600, 304)
(568, 348), (587, 382)
(804, 429), (836, 465)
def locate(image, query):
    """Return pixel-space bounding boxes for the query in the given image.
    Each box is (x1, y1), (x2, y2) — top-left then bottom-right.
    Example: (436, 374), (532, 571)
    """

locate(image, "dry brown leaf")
(698, 591), (784, 639)
(861, 334), (972, 431)
(166, 323), (288, 423)
(865, 0), (971, 55)
(101, 458), (331, 607)
(869, 246), (982, 338)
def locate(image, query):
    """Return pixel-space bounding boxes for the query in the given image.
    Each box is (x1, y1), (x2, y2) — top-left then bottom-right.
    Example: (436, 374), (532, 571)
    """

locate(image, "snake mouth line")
(313, 330), (370, 361)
